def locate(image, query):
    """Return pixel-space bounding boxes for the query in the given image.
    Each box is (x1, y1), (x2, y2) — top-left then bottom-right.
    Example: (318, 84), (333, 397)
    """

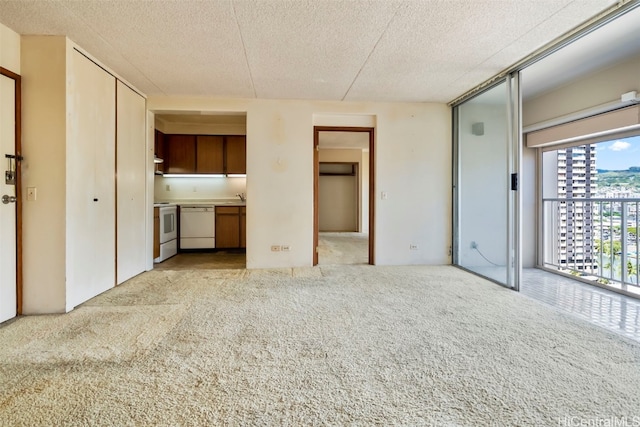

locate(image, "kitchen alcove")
(152, 112), (248, 269)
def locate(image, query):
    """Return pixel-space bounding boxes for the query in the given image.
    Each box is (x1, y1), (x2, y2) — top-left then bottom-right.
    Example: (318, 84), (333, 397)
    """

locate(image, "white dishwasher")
(180, 206), (215, 249)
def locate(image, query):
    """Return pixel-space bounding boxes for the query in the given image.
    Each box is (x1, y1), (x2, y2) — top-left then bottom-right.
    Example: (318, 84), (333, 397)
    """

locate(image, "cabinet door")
(116, 81), (147, 284)
(226, 136), (246, 174)
(215, 207), (240, 248)
(165, 134), (196, 173)
(240, 207), (246, 248)
(68, 50), (116, 307)
(196, 135), (224, 173)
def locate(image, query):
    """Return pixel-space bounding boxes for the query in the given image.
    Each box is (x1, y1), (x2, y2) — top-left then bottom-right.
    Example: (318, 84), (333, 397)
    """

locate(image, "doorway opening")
(152, 112), (247, 270)
(313, 126), (374, 266)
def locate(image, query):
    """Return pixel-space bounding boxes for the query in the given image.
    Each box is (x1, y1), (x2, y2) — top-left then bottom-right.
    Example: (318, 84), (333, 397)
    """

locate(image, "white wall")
(0, 23), (20, 73)
(156, 119), (245, 136)
(148, 97), (451, 268)
(155, 175), (246, 201)
(146, 111), (156, 271)
(21, 36), (69, 313)
(522, 146), (537, 268)
(319, 174), (357, 231)
(319, 148), (367, 232)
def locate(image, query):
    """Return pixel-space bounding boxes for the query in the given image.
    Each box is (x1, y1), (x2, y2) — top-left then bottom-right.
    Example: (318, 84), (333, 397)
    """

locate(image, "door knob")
(1, 195), (16, 204)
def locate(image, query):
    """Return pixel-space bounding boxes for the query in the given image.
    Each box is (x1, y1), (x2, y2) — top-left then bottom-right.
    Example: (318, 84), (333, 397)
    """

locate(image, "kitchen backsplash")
(155, 176), (247, 201)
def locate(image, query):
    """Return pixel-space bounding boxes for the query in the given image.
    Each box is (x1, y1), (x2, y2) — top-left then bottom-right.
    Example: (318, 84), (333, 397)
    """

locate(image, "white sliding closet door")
(116, 81), (146, 284)
(67, 50), (116, 308)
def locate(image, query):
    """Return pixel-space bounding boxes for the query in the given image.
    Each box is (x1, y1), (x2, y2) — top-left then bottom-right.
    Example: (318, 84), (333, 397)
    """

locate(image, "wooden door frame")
(1, 67), (22, 315)
(313, 126), (375, 265)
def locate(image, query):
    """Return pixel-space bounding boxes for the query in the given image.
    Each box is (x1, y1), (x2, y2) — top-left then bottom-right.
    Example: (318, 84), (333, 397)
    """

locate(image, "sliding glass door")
(454, 75), (521, 289)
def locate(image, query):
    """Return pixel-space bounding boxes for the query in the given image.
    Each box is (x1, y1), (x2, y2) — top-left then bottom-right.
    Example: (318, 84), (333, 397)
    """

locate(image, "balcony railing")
(542, 198), (640, 291)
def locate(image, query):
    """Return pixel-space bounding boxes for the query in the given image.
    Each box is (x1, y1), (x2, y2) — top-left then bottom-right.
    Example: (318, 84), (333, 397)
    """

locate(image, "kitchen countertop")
(155, 199), (246, 207)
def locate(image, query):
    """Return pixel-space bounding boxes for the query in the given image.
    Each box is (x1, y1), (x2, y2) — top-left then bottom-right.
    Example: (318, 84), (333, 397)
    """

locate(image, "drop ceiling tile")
(58, 0), (254, 97)
(0, 0), (627, 102)
(233, 0), (401, 100)
(345, 0), (615, 102)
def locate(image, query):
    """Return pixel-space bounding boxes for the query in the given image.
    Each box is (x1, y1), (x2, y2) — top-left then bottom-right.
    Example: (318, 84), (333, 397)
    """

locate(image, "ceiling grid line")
(449, 0), (638, 105)
(340, 1), (405, 102)
(447, 1), (577, 96)
(56, 0), (165, 95)
(0, 0), (635, 103)
(231, 0), (257, 99)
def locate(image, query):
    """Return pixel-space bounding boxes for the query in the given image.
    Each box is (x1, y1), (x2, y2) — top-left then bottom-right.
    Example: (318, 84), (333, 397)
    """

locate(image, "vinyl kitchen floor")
(153, 250), (246, 270)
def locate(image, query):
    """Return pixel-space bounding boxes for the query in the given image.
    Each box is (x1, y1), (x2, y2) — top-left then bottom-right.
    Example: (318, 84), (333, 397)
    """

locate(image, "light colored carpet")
(1, 265), (640, 426)
(318, 232), (368, 265)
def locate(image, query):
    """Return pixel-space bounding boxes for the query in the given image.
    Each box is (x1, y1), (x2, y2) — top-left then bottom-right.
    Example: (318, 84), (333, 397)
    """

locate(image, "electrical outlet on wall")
(410, 244), (418, 250)
(470, 241), (478, 249)
(282, 245), (291, 252)
(271, 245), (281, 252)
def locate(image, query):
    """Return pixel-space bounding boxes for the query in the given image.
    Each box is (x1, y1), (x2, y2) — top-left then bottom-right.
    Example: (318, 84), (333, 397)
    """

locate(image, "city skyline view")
(545, 138), (640, 289)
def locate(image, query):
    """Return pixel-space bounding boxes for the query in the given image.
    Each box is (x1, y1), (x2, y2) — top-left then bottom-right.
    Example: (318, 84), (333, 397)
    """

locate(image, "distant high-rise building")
(556, 145), (597, 271)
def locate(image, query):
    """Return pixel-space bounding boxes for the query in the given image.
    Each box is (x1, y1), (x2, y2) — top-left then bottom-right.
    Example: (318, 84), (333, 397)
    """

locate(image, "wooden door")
(165, 134), (196, 173)
(225, 136), (246, 174)
(240, 207), (246, 248)
(196, 135), (224, 173)
(0, 72), (17, 322)
(116, 81), (146, 284)
(153, 207), (160, 259)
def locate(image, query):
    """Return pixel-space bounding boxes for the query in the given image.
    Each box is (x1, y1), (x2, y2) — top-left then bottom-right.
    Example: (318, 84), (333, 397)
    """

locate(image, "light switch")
(381, 191), (388, 200)
(27, 187), (37, 201)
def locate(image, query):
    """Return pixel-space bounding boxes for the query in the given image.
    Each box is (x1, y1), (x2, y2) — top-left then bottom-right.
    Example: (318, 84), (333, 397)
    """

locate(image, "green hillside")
(596, 169), (640, 192)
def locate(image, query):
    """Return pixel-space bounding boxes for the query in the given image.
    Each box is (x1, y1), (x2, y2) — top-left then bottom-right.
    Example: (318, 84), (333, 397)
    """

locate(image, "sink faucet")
(236, 192), (246, 202)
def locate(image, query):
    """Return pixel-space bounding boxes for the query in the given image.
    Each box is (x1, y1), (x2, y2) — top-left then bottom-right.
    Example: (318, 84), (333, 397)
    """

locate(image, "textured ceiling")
(0, 0), (621, 103)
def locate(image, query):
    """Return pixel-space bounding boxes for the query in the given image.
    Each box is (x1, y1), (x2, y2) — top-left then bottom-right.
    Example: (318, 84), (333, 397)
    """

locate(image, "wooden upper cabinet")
(226, 135), (246, 174)
(196, 135), (224, 174)
(164, 134), (196, 173)
(162, 134), (246, 175)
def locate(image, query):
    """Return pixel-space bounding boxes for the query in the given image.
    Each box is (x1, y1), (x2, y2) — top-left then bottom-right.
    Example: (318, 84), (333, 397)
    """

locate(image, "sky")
(595, 135), (640, 170)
